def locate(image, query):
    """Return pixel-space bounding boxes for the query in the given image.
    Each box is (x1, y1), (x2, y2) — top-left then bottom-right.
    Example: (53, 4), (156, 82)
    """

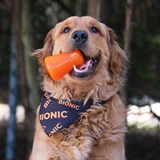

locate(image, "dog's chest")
(51, 105), (109, 143)
(45, 105), (109, 160)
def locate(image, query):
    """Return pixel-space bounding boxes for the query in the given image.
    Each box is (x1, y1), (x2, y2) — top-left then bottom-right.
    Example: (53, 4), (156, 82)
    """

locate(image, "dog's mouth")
(70, 50), (100, 78)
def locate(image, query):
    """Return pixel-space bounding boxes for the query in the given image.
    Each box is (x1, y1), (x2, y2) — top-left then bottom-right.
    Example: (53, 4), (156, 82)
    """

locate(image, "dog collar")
(39, 92), (94, 137)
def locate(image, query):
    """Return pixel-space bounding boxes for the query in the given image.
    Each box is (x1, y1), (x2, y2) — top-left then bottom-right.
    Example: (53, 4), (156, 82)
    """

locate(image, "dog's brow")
(63, 21), (72, 26)
(63, 18), (79, 26)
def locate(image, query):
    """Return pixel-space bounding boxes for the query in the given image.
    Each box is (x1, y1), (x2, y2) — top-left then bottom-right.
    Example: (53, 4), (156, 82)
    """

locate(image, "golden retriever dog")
(30, 16), (127, 160)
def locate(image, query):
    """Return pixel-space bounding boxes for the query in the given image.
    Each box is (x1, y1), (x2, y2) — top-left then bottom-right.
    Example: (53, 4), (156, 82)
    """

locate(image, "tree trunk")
(13, 0), (34, 156)
(87, 0), (112, 24)
(13, 0), (28, 113)
(100, 0), (112, 25)
(6, 27), (18, 160)
(87, 0), (101, 19)
(21, 0), (40, 113)
(76, 0), (87, 16)
(120, 0), (133, 103)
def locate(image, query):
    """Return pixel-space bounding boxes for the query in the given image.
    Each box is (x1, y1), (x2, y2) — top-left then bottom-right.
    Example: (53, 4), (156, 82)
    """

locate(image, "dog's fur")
(30, 16), (127, 160)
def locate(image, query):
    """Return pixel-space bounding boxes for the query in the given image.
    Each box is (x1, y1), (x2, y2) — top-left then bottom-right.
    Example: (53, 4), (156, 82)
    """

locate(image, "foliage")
(0, 0), (160, 102)
(103, 0), (160, 100)
(32, 0), (79, 49)
(128, 0), (160, 99)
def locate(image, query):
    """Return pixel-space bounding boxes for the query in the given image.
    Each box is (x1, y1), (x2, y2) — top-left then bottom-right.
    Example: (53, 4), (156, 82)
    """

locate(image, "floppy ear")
(107, 27), (126, 74)
(33, 29), (54, 74)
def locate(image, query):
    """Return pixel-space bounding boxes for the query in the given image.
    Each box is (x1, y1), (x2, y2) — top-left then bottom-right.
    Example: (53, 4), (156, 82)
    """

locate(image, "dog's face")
(52, 16), (110, 80)
(35, 16), (125, 99)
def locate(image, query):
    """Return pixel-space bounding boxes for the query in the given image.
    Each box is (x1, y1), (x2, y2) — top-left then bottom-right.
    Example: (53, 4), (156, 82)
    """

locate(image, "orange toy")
(45, 49), (85, 81)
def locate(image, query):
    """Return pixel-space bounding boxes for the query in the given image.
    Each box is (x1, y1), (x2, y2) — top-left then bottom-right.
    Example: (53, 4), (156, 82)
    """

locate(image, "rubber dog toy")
(45, 49), (85, 81)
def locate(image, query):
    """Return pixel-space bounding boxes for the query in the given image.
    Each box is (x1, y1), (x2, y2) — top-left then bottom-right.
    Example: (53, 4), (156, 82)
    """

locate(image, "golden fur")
(30, 16), (127, 160)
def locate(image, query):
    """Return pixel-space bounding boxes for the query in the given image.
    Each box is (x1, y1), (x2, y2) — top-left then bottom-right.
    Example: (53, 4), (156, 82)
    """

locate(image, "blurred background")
(0, 0), (160, 159)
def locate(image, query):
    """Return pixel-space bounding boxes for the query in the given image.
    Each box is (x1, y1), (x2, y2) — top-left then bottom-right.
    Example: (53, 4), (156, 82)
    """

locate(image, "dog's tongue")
(78, 60), (93, 70)
(73, 59), (93, 73)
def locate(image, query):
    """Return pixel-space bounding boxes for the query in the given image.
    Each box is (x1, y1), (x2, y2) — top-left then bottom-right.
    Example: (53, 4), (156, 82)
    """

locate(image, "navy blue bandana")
(39, 92), (93, 137)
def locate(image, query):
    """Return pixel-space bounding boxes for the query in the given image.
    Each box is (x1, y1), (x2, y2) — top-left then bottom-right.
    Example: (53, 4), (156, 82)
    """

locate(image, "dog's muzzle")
(70, 30), (100, 79)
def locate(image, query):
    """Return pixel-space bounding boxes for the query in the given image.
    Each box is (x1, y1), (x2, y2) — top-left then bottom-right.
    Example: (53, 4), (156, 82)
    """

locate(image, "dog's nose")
(72, 30), (88, 44)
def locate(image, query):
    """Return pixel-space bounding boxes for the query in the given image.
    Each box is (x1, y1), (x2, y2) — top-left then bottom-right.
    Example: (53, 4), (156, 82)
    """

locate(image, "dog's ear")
(33, 29), (54, 74)
(107, 27), (126, 74)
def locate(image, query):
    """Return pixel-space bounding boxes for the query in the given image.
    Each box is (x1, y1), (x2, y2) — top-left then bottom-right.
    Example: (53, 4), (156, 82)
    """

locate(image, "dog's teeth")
(73, 65), (77, 71)
(73, 65), (80, 72)
(73, 65), (81, 73)
(83, 66), (89, 72)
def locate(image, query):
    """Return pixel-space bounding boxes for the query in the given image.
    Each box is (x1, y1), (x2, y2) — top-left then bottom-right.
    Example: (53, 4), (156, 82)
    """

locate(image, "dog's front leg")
(65, 136), (94, 160)
(30, 106), (71, 160)
(88, 140), (126, 160)
(50, 128), (95, 160)
(30, 133), (71, 160)
(88, 95), (127, 160)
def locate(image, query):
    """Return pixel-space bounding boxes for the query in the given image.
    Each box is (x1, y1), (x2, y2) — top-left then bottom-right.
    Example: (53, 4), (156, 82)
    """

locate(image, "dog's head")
(34, 16), (126, 101)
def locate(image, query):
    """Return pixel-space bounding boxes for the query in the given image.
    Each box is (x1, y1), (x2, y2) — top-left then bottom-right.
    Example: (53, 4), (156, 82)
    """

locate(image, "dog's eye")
(91, 27), (99, 33)
(63, 27), (70, 33)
